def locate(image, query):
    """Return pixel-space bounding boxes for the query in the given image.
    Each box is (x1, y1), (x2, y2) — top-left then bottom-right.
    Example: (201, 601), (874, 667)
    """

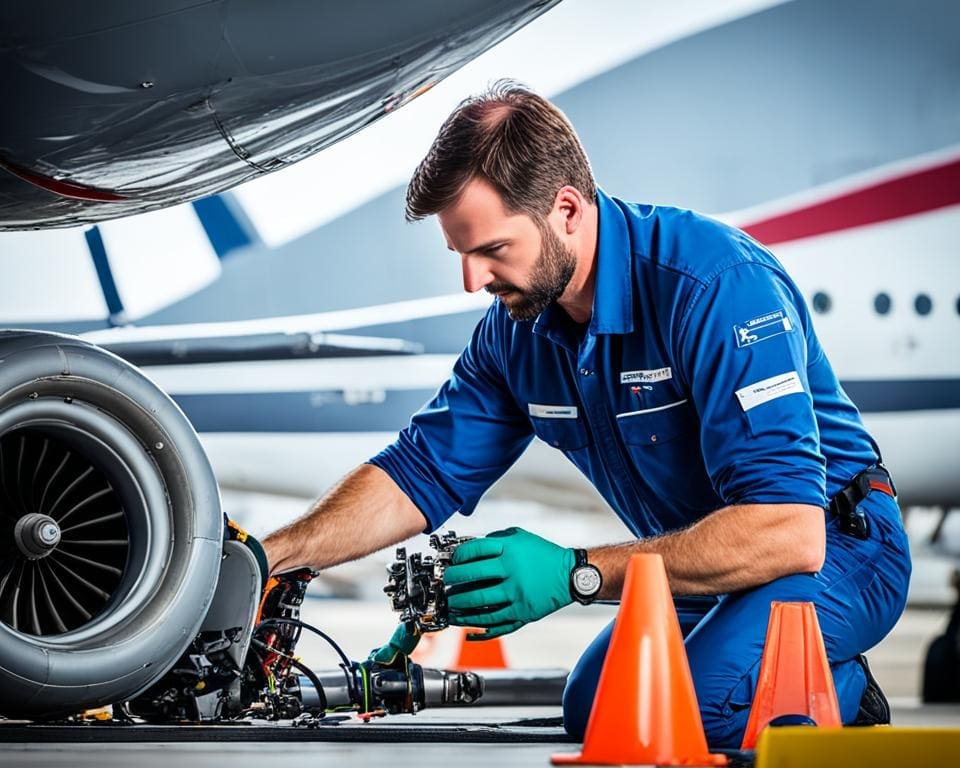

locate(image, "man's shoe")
(853, 654), (891, 725)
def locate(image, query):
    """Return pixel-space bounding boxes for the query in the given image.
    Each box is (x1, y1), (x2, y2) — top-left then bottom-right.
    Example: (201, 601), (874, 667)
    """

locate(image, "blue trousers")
(562, 492), (912, 748)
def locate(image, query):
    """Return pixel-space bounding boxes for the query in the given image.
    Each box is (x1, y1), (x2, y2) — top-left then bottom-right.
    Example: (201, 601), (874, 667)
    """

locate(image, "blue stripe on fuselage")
(841, 379), (960, 414)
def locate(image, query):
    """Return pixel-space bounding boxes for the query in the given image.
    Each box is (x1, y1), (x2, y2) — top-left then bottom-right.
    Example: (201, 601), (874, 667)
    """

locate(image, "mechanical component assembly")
(127, 565), (484, 723)
(384, 531), (473, 633)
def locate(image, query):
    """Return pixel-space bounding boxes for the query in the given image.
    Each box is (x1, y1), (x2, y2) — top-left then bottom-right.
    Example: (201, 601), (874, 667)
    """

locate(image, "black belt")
(828, 464), (897, 540)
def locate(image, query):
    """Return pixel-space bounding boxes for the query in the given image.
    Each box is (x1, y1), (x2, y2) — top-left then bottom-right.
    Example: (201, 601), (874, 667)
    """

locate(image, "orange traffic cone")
(739, 601), (842, 750)
(451, 627), (509, 670)
(552, 554), (727, 766)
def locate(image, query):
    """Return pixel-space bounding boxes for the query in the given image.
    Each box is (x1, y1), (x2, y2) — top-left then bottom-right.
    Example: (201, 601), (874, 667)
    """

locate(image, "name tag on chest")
(528, 403), (579, 419)
(620, 367), (672, 384)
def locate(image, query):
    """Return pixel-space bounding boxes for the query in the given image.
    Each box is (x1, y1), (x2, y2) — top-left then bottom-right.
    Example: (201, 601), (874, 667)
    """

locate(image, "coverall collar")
(533, 187), (635, 351)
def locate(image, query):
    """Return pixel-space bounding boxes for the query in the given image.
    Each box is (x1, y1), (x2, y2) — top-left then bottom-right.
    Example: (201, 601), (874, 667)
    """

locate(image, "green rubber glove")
(445, 527), (576, 639)
(369, 622), (420, 665)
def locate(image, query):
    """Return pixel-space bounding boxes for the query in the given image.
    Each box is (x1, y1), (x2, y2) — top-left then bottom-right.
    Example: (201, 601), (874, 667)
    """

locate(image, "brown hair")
(405, 79), (595, 222)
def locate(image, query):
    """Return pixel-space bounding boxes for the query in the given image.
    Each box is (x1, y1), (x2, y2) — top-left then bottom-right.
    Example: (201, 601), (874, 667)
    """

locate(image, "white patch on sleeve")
(620, 367), (672, 384)
(735, 371), (804, 411)
(528, 404), (578, 419)
(734, 308), (794, 348)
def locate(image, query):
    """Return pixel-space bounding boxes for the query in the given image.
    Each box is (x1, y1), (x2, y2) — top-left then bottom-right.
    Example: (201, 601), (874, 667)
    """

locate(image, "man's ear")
(553, 185), (585, 235)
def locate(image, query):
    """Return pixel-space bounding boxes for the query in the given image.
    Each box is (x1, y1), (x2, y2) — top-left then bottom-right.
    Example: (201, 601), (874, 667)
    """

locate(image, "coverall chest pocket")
(530, 416), (590, 451)
(616, 399), (697, 447)
(616, 399), (717, 506)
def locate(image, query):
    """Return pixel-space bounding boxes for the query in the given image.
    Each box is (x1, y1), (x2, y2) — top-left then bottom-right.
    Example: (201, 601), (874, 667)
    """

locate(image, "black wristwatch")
(569, 548), (602, 605)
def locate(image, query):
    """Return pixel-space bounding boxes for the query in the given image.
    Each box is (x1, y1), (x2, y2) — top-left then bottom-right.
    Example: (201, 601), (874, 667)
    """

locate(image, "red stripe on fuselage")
(0, 158), (128, 202)
(741, 157), (960, 246)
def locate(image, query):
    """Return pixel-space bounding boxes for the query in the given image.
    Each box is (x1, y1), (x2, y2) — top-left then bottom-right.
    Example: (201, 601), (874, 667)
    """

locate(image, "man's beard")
(487, 222), (576, 322)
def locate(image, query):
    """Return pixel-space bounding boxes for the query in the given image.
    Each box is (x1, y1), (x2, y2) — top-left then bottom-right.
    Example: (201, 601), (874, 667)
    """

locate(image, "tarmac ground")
(1, 602), (958, 767)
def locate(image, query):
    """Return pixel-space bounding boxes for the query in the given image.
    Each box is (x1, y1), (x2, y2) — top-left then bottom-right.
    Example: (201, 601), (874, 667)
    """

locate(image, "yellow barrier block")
(756, 726), (960, 768)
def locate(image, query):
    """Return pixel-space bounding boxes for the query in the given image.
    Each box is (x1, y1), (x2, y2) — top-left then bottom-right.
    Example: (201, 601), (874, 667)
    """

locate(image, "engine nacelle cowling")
(0, 330), (223, 718)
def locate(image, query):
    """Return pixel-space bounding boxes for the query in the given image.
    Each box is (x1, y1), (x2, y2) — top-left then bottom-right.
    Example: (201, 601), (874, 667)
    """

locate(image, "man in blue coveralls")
(263, 81), (911, 746)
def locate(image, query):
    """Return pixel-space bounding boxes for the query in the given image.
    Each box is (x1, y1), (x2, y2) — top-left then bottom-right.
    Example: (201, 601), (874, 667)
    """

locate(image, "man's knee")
(562, 619), (614, 738)
(687, 660), (756, 749)
(561, 668), (591, 739)
(563, 650), (753, 747)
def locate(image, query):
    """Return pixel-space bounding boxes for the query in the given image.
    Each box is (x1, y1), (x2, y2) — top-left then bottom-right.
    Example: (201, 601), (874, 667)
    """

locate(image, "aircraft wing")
(85, 329), (423, 367)
(0, 0), (560, 230)
(79, 300), (442, 366)
(78, 292), (496, 364)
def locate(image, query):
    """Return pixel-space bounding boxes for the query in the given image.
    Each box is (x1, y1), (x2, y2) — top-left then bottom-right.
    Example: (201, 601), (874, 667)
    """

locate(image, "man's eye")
(486, 244), (506, 256)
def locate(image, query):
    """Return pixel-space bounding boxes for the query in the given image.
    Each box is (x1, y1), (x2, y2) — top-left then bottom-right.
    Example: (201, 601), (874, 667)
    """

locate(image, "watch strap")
(573, 548), (588, 569)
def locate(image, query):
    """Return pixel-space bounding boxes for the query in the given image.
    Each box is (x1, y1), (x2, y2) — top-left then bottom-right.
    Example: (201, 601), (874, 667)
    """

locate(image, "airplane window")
(914, 293), (933, 316)
(874, 293), (892, 315)
(812, 291), (831, 314)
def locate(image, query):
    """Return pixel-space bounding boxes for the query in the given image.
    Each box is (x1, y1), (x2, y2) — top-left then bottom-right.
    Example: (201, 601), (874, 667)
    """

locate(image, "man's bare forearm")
(589, 503), (826, 598)
(262, 464), (427, 575)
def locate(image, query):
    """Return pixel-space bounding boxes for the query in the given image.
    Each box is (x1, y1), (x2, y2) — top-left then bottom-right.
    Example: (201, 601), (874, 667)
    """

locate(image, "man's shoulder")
(619, 200), (779, 285)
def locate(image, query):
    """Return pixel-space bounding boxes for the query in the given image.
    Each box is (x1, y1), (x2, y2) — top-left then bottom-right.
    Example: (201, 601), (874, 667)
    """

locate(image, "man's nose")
(461, 255), (492, 294)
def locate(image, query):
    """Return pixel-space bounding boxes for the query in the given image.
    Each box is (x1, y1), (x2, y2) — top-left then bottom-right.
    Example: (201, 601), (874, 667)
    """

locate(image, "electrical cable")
(254, 617), (352, 670)
(289, 658), (328, 713)
(253, 617), (361, 706)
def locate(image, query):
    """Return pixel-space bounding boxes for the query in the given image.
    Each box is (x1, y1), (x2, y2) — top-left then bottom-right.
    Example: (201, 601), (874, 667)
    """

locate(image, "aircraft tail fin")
(84, 225), (127, 327)
(192, 193), (259, 259)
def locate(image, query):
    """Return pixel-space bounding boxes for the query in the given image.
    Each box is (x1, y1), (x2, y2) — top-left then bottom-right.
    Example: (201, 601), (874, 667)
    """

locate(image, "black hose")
(289, 658), (328, 713)
(253, 617), (352, 670)
(253, 617), (362, 706)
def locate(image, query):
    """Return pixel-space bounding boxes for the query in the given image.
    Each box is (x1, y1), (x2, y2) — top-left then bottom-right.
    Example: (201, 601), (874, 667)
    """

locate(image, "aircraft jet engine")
(0, 330), (223, 718)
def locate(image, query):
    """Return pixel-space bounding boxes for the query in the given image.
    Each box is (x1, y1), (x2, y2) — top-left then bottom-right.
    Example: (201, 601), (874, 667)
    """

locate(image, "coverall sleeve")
(674, 259), (828, 507)
(368, 308), (534, 532)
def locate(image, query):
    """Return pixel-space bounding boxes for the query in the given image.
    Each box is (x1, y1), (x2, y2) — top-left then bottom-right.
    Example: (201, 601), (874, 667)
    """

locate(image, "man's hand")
(445, 527), (575, 639)
(369, 623), (421, 665)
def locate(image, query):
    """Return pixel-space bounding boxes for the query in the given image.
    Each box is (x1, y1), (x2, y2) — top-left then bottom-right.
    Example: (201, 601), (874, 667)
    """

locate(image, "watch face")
(573, 566), (602, 596)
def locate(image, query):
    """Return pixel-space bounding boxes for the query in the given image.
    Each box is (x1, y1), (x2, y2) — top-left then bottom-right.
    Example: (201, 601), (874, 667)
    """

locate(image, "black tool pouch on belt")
(828, 464), (897, 541)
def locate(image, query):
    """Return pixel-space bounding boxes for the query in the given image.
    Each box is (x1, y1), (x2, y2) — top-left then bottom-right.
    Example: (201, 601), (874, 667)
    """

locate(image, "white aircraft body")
(81, 147), (960, 512)
(5, 0), (959, 516)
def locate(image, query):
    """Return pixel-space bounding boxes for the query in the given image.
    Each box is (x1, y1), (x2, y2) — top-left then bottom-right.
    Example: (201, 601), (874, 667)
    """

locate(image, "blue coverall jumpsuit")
(371, 188), (912, 747)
